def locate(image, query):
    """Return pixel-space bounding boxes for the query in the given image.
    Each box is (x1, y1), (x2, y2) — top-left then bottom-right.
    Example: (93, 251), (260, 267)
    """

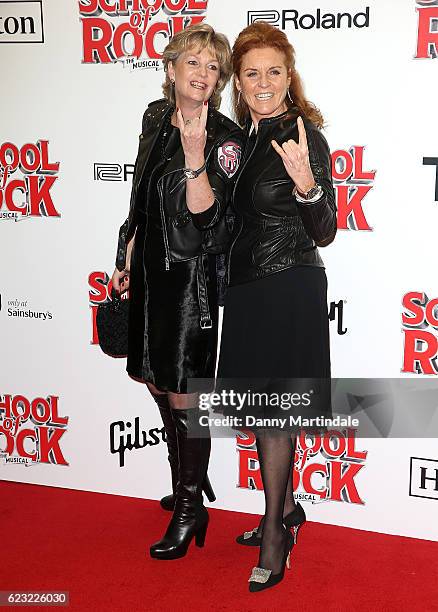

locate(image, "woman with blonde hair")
(112, 23), (243, 560)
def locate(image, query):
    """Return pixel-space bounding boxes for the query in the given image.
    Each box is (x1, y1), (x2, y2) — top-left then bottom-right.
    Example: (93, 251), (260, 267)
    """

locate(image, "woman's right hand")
(112, 267), (130, 294)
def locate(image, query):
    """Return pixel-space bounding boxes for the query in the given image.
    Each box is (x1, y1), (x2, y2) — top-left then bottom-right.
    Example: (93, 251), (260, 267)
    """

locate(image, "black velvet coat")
(115, 99), (243, 393)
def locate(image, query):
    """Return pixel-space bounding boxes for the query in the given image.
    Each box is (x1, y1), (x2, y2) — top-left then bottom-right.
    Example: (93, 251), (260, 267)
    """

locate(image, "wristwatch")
(183, 163), (206, 180)
(293, 183), (324, 203)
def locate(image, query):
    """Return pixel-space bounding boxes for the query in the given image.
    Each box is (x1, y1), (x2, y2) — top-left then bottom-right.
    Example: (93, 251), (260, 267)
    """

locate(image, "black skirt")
(217, 266), (331, 428)
(127, 216), (218, 394)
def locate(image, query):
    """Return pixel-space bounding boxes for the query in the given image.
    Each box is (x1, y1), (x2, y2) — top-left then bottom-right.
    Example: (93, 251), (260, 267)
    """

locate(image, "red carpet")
(1, 481), (437, 611)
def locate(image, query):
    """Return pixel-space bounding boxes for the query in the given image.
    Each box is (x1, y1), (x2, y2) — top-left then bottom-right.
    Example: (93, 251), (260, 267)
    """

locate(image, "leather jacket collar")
(143, 99), (222, 175)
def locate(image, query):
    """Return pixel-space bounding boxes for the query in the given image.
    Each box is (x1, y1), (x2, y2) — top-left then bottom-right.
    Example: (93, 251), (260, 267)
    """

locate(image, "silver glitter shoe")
(248, 530), (294, 593)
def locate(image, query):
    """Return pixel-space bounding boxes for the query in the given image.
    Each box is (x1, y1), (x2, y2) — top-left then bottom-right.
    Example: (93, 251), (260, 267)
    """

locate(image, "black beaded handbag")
(96, 289), (129, 357)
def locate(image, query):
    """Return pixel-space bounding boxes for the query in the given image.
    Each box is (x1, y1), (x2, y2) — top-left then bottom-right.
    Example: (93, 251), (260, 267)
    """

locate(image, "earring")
(287, 89), (294, 103)
(237, 91), (241, 105)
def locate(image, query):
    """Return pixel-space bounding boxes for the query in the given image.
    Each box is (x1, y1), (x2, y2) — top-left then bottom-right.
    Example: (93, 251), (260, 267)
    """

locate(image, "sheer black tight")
(256, 433), (297, 573)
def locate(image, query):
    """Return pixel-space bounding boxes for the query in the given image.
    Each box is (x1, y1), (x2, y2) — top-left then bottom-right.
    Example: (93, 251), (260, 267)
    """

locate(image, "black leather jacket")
(115, 98), (244, 272)
(227, 109), (337, 286)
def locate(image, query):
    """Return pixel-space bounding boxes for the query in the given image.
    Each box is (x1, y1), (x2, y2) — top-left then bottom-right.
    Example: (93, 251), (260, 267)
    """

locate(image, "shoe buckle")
(243, 527), (258, 540)
(248, 567), (272, 584)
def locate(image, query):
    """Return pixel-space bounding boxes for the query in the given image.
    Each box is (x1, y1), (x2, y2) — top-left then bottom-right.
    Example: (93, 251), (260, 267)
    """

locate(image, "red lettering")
(91, 304), (99, 344)
(187, 0), (208, 8)
(49, 396), (69, 427)
(297, 432), (322, 456)
(39, 140), (59, 173)
(38, 427), (68, 465)
(402, 291), (426, 327)
(336, 185), (373, 231)
(89, 271), (110, 303)
(236, 430), (256, 448)
(402, 329), (438, 374)
(301, 463), (327, 498)
(78, 0), (99, 15)
(238, 448), (263, 490)
(415, 7), (438, 59)
(321, 430), (346, 458)
(164, 0), (186, 12)
(81, 18), (114, 63)
(16, 429), (37, 461)
(329, 461), (365, 504)
(0, 395), (12, 418)
(4, 179), (27, 213)
(113, 22), (143, 58)
(331, 150), (353, 181)
(31, 398), (51, 424)
(0, 428), (14, 454)
(12, 396), (31, 421)
(345, 431), (367, 461)
(425, 298), (438, 328)
(27, 175), (60, 216)
(0, 142), (19, 172)
(100, 0), (118, 12)
(352, 146), (375, 181)
(20, 143), (40, 173)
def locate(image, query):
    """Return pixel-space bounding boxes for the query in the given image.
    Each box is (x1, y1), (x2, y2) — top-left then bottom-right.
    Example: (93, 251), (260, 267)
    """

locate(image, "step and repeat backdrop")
(1, 0), (438, 542)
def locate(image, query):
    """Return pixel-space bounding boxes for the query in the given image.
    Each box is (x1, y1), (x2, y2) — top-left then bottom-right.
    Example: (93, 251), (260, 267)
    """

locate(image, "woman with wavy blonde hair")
(112, 23), (243, 560)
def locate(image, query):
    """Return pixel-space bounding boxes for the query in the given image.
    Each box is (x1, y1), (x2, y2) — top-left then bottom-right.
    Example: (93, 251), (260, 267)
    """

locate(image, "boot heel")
(195, 520), (209, 547)
(203, 476), (216, 503)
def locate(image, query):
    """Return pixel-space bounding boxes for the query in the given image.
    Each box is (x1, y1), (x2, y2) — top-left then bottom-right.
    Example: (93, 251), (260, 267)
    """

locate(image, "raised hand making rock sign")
(176, 100), (208, 172)
(271, 116), (316, 197)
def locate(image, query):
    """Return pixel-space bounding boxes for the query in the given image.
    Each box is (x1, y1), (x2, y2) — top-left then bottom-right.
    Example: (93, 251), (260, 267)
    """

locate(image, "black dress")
(217, 127), (332, 426)
(127, 124), (218, 393)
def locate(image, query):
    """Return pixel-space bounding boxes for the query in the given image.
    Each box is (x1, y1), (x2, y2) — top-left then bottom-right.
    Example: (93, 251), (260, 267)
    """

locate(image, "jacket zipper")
(226, 128), (259, 284)
(157, 179), (171, 270)
(157, 139), (218, 271)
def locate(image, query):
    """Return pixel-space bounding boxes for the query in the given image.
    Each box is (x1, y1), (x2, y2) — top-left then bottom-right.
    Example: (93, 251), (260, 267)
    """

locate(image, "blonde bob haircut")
(162, 23), (232, 110)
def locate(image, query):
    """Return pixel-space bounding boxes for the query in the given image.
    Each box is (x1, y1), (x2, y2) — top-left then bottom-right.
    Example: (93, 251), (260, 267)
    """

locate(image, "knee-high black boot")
(153, 395), (179, 511)
(154, 396), (216, 512)
(150, 408), (210, 560)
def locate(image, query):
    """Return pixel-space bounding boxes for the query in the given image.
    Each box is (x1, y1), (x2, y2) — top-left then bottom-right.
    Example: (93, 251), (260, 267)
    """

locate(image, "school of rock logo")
(0, 140), (60, 221)
(332, 146), (376, 231)
(237, 429), (367, 504)
(415, 0), (438, 59)
(94, 162), (134, 181)
(247, 7), (370, 30)
(402, 291), (438, 375)
(110, 417), (166, 467)
(0, 394), (69, 466)
(79, 0), (208, 68)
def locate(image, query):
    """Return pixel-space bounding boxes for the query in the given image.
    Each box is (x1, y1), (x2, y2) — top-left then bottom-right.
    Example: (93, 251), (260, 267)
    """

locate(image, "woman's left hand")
(271, 116), (315, 194)
(177, 101), (208, 169)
